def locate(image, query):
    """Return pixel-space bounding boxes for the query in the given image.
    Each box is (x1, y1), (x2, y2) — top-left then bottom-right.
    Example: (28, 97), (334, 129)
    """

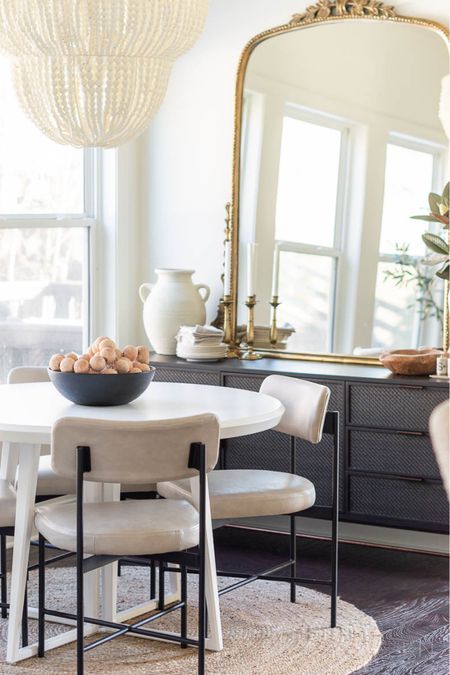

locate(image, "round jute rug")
(0, 566), (381, 674)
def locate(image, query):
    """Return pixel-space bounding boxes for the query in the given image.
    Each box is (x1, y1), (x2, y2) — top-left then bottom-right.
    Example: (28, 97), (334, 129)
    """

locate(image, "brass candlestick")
(269, 296), (281, 346)
(241, 295), (262, 360)
(222, 294), (241, 358)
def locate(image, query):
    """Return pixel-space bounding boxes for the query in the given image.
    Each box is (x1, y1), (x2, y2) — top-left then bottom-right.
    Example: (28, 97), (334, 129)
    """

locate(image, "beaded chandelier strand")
(0, 0), (208, 147)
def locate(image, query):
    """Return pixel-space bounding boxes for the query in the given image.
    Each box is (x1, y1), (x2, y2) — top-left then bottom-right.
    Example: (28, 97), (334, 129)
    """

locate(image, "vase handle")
(195, 284), (210, 303)
(139, 283), (154, 303)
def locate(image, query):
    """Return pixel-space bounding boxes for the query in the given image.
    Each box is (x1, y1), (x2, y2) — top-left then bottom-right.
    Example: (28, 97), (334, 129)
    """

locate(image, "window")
(274, 110), (348, 352)
(0, 56), (95, 383)
(372, 139), (443, 349)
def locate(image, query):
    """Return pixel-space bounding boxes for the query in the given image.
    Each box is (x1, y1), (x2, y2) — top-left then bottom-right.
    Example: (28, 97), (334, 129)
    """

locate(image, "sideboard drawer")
(223, 373), (264, 392)
(348, 475), (449, 527)
(153, 367), (220, 386)
(348, 429), (441, 480)
(348, 384), (448, 431)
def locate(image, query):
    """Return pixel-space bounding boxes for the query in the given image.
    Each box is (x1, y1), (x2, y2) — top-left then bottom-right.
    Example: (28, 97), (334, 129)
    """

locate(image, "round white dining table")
(0, 381), (284, 664)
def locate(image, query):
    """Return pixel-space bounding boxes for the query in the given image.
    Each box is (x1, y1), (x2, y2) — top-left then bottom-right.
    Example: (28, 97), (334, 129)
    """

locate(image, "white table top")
(0, 381), (284, 443)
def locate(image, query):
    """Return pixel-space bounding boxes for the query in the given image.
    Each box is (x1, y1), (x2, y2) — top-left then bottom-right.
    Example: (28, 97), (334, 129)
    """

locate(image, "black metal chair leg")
(38, 534), (46, 656)
(181, 564), (187, 649)
(76, 543), (84, 675)
(330, 411), (339, 628)
(150, 560), (156, 600)
(290, 515), (296, 603)
(21, 575), (28, 647)
(158, 561), (165, 611)
(197, 447), (206, 675)
(0, 534), (7, 619)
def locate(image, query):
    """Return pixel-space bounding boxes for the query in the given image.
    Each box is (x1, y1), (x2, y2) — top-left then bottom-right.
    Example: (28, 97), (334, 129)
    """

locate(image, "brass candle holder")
(222, 294), (241, 358)
(269, 296), (281, 346)
(241, 295), (262, 360)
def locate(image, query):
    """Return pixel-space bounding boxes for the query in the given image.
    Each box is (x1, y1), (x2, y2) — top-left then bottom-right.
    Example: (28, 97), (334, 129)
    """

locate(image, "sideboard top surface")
(150, 354), (450, 388)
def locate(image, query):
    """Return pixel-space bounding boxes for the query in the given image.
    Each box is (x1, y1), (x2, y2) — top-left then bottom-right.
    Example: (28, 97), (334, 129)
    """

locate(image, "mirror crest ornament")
(291, 0), (397, 22)
(227, 1), (449, 364)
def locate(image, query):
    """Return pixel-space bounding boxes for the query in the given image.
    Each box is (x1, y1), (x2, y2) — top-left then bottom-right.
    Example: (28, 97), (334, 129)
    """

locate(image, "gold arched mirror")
(229, 1), (449, 364)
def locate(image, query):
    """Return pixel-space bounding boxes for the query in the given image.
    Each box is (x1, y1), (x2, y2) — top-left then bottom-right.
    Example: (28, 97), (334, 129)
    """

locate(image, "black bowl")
(48, 367), (156, 406)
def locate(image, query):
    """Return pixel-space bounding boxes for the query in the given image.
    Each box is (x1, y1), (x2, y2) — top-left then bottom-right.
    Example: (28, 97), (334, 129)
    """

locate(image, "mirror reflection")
(237, 21), (448, 357)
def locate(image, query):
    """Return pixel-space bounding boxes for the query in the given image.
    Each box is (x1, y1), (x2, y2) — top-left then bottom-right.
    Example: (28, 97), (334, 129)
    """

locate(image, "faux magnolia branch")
(412, 183), (450, 281)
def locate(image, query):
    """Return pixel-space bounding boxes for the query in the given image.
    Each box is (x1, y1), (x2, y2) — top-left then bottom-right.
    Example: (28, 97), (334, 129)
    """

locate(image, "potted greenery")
(412, 182), (449, 353)
(412, 182), (449, 280)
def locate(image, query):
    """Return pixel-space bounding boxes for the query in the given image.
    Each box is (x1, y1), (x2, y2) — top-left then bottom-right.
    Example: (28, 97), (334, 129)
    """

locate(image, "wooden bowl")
(379, 349), (441, 376)
(48, 367), (156, 406)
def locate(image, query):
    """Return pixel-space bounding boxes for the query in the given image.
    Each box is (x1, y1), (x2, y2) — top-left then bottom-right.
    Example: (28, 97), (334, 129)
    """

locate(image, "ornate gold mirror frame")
(228, 0), (449, 364)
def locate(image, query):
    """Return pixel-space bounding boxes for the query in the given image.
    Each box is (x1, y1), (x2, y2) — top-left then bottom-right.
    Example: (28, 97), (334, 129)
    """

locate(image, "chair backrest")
(7, 366), (49, 384)
(51, 414), (220, 484)
(260, 375), (330, 443)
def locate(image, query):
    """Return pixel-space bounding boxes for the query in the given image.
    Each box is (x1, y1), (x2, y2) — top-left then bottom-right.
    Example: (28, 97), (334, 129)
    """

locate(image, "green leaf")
(436, 263), (450, 281)
(429, 192), (441, 213)
(442, 182), (449, 207)
(422, 232), (449, 255)
(410, 214), (439, 222)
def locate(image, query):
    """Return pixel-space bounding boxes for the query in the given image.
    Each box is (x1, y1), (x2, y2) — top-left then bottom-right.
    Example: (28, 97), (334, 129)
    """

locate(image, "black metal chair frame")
(176, 410), (340, 628)
(37, 441), (209, 675)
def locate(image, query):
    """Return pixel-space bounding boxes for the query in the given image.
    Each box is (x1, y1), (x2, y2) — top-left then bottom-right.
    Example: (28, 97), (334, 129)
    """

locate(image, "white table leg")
(190, 477), (223, 652)
(0, 441), (19, 483)
(6, 444), (40, 664)
(101, 483), (120, 622)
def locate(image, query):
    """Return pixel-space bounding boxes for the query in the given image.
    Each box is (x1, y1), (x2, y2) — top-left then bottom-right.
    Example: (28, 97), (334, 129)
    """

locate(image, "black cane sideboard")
(150, 355), (449, 534)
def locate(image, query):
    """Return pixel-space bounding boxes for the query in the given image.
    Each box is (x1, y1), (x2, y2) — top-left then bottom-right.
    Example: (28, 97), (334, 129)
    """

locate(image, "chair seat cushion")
(0, 479), (16, 528)
(36, 456), (156, 496)
(35, 498), (199, 555)
(157, 470), (316, 520)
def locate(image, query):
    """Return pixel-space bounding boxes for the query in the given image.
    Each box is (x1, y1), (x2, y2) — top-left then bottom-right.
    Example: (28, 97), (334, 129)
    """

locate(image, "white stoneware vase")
(139, 269), (210, 355)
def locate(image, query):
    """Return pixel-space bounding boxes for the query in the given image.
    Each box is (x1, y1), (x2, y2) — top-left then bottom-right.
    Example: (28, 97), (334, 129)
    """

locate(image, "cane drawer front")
(153, 367), (220, 386)
(224, 429), (291, 473)
(348, 429), (441, 480)
(223, 374), (264, 392)
(348, 475), (449, 527)
(348, 384), (448, 431)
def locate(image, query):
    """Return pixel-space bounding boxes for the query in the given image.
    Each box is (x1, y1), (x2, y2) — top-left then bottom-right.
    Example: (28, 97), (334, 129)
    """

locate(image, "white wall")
(133, 0), (449, 343)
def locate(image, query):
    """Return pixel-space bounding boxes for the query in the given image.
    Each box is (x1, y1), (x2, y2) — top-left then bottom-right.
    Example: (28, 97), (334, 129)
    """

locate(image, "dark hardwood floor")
(213, 526), (449, 674)
(5, 526), (449, 673)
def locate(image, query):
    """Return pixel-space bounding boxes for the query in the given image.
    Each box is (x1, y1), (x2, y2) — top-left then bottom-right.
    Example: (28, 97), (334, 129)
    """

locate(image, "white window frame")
(0, 147), (99, 352)
(375, 134), (447, 348)
(276, 105), (351, 352)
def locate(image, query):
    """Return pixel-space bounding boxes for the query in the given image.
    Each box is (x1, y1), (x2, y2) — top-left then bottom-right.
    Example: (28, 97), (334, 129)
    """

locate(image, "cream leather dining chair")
(158, 374), (340, 627)
(35, 414), (220, 675)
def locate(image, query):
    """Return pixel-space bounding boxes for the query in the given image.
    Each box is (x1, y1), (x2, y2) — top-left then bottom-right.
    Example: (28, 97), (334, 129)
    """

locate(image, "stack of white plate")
(176, 342), (227, 362)
(176, 325), (227, 362)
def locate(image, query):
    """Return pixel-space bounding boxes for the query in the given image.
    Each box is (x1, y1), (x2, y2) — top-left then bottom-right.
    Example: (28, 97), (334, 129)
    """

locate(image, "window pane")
(372, 261), (417, 349)
(277, 251), (334, 352)
(275, 116), (342, 246)
(0, 228), (87, 383)
(379, 143), (434, 256)
(0, 57), (84, 215)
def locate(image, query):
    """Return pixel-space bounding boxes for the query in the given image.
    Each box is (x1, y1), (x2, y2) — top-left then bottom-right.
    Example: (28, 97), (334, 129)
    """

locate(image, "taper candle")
(247, 242), (258, 296)
(271, 243), (280, 297)
(224, 240), (232, 296)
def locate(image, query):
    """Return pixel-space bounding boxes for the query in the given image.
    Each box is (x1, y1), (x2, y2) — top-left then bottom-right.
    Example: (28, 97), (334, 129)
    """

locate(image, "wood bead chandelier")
(0, 0), (208, 147)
